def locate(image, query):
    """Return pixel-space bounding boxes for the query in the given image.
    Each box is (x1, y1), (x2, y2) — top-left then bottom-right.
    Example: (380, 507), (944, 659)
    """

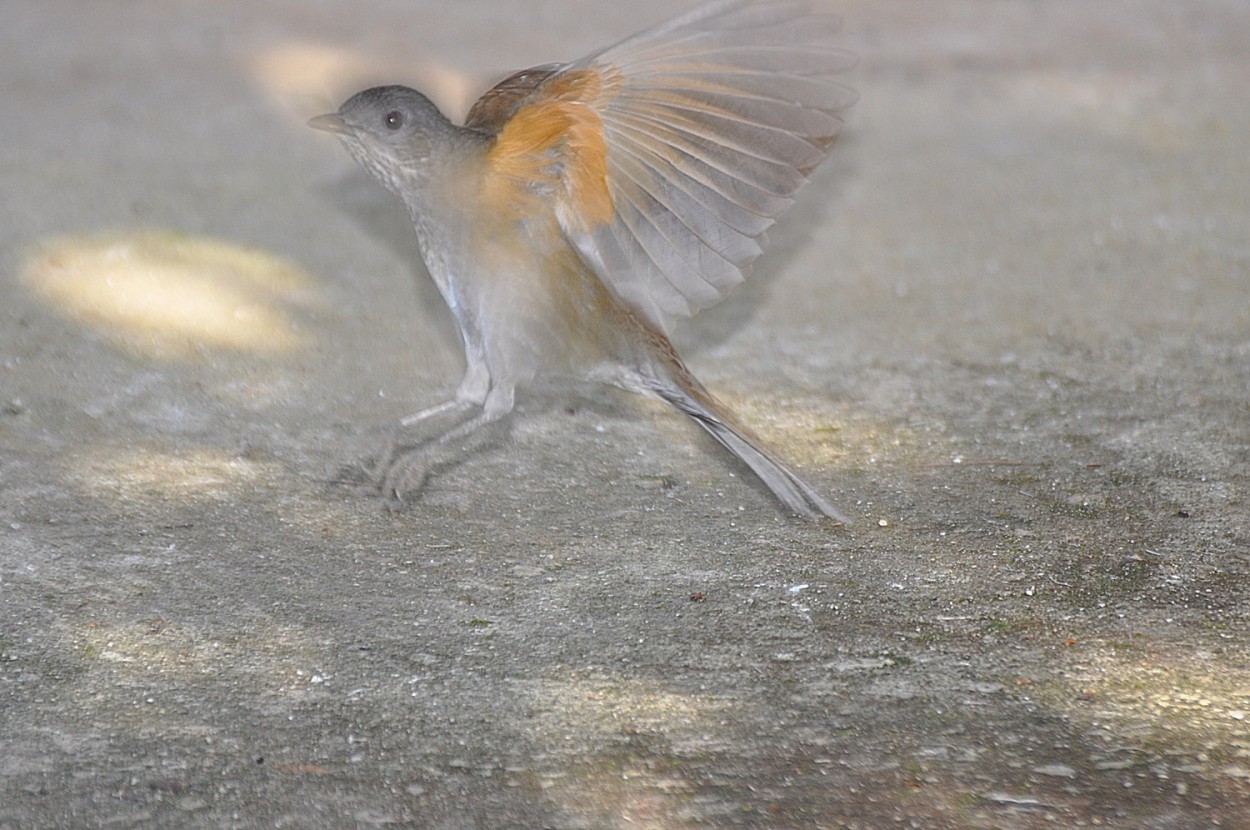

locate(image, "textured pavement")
(2, 2), (1248, 827)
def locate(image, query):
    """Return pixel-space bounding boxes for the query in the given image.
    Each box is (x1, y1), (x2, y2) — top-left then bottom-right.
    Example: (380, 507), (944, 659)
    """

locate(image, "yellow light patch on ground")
(1046, 645), (1250, 751)
(515, 674), (734, 829)
(519, 674), (730, 744)
(23, 231), (316, 361)
(69, 446), (270, 503)
(71, 618), (328, 710)
(731, 390), (913, 469)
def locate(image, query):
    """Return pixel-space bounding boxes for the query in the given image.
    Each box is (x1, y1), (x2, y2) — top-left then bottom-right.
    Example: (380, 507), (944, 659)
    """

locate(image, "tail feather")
(621, 305), (848, 522)
(650, 378), (849, 523)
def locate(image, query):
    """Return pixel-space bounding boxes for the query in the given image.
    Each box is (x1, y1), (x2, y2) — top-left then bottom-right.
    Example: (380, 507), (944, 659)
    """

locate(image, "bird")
(309, 0), (856, 521)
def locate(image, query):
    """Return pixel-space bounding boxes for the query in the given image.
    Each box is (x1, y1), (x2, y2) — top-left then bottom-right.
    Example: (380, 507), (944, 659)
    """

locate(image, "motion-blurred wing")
(482, 0), (856, 331)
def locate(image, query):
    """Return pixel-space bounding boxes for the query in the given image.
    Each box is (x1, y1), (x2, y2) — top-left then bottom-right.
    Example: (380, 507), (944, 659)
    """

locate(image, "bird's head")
(309, 86), (460, 197)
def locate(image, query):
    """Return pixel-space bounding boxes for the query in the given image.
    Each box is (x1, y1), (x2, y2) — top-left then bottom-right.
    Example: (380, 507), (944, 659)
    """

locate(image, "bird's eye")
(384, 110), (404, 130)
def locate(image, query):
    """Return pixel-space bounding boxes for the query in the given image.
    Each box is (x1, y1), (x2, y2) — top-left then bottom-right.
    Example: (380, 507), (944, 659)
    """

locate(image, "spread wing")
(475, 0), (856, 332)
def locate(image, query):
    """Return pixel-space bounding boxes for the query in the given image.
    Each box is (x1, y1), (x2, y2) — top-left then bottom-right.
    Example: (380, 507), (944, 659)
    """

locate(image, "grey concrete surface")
(2, 1), (1248, 827)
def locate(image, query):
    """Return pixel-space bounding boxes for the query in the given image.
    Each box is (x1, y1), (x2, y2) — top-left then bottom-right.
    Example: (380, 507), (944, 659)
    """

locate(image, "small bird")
(310, 0), (855, 520)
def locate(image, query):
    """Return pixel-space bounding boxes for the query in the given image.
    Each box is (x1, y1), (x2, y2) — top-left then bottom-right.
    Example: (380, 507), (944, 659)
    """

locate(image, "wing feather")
(609, 169), (725, 307)
(478, 0), (855, 331)
(606, 121), (776, 236)
(607, 105), (807, 195)
(609, 138), (761, 267)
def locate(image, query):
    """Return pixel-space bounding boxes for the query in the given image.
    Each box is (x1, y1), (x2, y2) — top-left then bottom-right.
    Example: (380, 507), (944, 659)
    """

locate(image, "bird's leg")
(398, 397), (473, 430)
(365, 398), (475, 475)
(398, 341), (490, 429)
(369, 346), (492, 479)
(382, 383), (516, 506)
(365, 399), (477, 482)
(395, 340), (487, 427)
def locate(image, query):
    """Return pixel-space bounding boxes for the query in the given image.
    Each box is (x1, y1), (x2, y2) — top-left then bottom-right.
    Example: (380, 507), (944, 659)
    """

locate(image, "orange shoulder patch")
(485, 69), (616, 230)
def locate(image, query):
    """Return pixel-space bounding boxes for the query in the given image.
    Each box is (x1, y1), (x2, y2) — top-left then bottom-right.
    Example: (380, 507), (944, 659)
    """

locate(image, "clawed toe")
(380, 450), (431, 507)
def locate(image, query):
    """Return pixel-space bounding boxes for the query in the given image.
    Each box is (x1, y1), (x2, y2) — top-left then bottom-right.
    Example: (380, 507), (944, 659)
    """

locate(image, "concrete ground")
(2, 1), (1247, 827)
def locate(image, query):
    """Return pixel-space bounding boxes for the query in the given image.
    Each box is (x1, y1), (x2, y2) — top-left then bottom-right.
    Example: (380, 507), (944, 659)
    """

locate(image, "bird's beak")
(307, 113), (349, 134)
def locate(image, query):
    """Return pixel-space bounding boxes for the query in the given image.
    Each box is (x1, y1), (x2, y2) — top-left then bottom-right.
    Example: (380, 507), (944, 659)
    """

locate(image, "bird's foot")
(381, 448), (432, 509)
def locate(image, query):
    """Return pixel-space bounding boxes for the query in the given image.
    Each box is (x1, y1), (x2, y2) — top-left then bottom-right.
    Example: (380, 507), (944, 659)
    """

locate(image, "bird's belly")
(456, 240), (619, 386)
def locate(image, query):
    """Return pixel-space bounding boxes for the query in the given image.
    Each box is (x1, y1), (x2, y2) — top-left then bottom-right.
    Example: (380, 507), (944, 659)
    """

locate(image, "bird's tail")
(643, 363), (848, 523)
